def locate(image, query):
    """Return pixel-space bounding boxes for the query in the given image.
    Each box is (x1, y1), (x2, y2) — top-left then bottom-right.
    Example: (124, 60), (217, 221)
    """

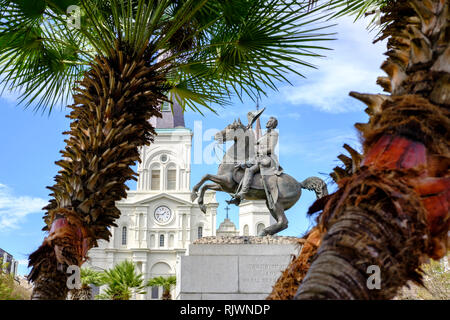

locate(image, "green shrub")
(0, 258), (31, 300)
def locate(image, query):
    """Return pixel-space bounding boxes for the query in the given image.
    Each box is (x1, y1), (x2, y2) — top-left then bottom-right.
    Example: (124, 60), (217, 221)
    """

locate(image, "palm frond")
(309, 0), (390, 29)
(0, 0), (91, 112)
(171, 0), (336, 110)
(1, 0), (337, 113)
(99, 260), (147, 299)
(80, 267), (104, 287)
(147, 275), (176, 291)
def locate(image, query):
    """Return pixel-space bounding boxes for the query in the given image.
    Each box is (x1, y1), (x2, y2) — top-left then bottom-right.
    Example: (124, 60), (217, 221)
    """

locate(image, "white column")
(143, 169), (149, 190)
(139, 213), (142, 248)
(160, 167), (164, 190)
(176, 167), (180, 191)
(186, 141), (192, 189)
(10, 259), (15, 275)
(186, 215), (191, 244)
(137, 169), (142, 190)
(165, 232), (168, 248)
(141, 261), (147, 300)
(178, 213), (184, 248)
(212, 208), (217, 236)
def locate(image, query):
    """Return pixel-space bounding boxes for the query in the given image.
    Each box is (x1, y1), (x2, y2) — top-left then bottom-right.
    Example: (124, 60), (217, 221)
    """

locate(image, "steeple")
(149, 97), (185, 129)
(254, 99), (262, 140)
(216, 205), (238, 237)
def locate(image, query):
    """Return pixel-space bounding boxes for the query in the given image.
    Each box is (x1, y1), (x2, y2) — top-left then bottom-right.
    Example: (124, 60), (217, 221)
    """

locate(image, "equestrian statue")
(191, 107), (328, 236)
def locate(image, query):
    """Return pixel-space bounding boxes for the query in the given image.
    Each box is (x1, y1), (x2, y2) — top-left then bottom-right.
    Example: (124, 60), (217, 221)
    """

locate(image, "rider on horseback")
(230, 114), (283, 205)
(193, 107), (327, 235)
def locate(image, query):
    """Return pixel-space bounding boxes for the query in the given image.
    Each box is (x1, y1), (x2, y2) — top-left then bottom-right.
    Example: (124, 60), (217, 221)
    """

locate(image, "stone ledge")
(189, 243), (299, 256)
(193, 236), (302, 245)
(178, 293), (268, 300)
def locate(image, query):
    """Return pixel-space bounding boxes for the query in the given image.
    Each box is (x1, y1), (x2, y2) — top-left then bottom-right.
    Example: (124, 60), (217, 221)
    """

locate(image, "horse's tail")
(299, 176), (328, 199)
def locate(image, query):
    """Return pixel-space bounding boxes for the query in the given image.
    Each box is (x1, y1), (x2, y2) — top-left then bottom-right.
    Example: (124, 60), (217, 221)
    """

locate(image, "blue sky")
(0, 16), (386, 276)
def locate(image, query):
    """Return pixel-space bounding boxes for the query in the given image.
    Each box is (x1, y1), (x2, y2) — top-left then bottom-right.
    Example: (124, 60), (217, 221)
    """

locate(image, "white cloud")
(279, 16), (387, 113)
(17, 259), (28, 266)
(0, 76), (23, 104)
(278, 129), (362, 161)
(285, 112), (301, 120)
(0, 183), (47, 231)
(0, 89), (21, 104)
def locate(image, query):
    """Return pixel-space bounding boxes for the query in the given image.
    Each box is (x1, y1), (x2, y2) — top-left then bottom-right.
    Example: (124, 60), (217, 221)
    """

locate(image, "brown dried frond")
(267, 227), (322, 300)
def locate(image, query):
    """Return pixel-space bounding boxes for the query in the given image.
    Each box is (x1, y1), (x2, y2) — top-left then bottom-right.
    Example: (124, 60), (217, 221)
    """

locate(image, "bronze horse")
(191, 118), (328, 236)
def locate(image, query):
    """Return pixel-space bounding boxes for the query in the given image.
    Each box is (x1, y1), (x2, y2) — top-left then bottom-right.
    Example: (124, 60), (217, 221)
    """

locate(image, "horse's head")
(214, 118), (248, 143)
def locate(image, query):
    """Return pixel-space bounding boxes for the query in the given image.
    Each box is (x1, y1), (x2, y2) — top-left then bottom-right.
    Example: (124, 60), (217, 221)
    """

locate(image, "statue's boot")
(233, 170), (254, 202)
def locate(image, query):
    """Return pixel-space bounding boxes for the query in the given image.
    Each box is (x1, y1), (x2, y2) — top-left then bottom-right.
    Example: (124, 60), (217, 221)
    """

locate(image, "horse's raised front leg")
(191, 174), (231, 202)
(198, 183), (222, 213)
(259, 202), (288, 236)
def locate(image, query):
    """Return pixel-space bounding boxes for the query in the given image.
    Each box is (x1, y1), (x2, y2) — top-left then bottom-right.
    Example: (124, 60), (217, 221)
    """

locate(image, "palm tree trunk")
(162, 289), (172, 300)
(28, 43), (168, 299)
(295, 0), (449, 299)
(68, 286), (93, 300)
(267, 227), (321, 300)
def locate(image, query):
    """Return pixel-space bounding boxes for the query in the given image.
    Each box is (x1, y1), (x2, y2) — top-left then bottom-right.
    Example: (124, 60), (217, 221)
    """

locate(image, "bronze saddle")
(232, 167), (282, 204)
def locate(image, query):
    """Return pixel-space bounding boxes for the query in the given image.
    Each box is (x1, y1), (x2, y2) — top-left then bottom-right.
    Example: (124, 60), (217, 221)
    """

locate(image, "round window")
(160, 154), (168, 163)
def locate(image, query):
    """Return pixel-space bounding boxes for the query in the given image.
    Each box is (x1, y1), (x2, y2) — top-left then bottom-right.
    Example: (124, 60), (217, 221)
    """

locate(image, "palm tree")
(0, 0), (335, 300)
(95, 260), (146, 300)
(67, 267), (104, 300)
(270, 0), (449, 300)
(147, 275), (176, 300)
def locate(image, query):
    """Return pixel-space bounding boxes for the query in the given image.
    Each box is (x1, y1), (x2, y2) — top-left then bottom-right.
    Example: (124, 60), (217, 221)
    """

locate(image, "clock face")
(154, 206), (172, 224)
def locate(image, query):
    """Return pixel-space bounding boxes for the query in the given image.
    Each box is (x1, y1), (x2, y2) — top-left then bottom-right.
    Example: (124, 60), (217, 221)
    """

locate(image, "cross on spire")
(225, 206), (230, 220)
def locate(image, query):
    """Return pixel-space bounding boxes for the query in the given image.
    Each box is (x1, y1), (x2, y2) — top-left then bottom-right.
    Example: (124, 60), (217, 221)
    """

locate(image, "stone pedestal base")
(176, 236), (301, 300)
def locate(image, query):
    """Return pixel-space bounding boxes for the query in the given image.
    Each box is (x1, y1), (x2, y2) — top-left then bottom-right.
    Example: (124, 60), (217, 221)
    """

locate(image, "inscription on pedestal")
(177, 240), (300, 300)
(239, 256), (292, 293)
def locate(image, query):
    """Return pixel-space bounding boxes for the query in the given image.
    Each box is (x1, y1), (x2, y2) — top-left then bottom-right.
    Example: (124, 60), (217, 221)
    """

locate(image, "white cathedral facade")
(86, 101), (273, 300)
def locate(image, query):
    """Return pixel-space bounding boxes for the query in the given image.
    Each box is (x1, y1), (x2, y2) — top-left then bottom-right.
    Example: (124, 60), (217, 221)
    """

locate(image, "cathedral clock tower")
(86, 99), (218, 300)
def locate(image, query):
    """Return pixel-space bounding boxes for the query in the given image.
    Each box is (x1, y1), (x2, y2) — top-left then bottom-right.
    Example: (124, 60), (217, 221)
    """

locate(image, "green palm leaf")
(98, 260), (146, 300)
(308, 0), (390, 28)
(0, 0), (336, 113)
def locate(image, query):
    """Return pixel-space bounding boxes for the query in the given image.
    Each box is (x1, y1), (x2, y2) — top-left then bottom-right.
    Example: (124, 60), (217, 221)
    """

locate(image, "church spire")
(254, 98), (262, 140)
(149, 96), (185, 129)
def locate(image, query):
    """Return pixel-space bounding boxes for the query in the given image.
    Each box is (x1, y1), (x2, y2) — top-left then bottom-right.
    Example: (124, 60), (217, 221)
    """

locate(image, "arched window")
(243, 225), (249, 236)
(167, 166), (177, 190)
(122, 226), (127, 245)
(151, 166), (160, 190)
(159, 234), (165, 247)
(197, 226), (203, 239)
(257, 223), (265, 235)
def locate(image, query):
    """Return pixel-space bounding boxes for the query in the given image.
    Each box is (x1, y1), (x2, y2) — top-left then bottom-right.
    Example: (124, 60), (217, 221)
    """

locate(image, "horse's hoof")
(191, 192), (198, 202)
(199, 204), (207, 213)
(226, 198), (241, 206)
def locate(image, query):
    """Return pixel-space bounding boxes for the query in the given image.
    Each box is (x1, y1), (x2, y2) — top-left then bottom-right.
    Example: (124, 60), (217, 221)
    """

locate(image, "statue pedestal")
(176, 236), (301, 300)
